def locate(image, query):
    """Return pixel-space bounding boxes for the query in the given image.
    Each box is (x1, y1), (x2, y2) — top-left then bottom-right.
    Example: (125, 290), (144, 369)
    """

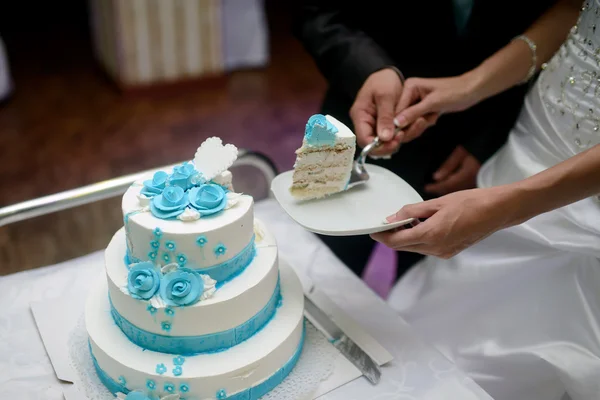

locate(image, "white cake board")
(32, 265), (391, 399)
(271, 164), (423, 236)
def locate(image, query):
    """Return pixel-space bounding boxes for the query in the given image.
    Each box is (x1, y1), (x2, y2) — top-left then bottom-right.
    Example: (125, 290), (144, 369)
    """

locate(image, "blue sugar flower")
(150, 240), (160, 249)
(148, 251), (157, 260)
(188, 184), (227, 216)
(162, 253), (171, 263)
(151, 186), (189, 220)
(155, 363), (167, 375)
(146, 305), (157, 315)
(165, 240), (176, 251)
(161, 321), (172, 332)
(141, 171), (168, 197)
(117, 376), (126, 386)
(177, 253), (187, 266)
(146, 379), (156, 390)
(168, 162), (197, 190)
(216, 389), (227, 399)
(159, 268), (204, 307)
(165, 307), (175, 316)
(173, 365), (183, 376)
(164, 382), (175, 393)
(196, 235), (207, 247)
(127, 262), (161, 300)
(214, 243), (227, 258)
(173, 355), (185, 366)
(153, 227), (162, 238)
(180, 384), (190, 393)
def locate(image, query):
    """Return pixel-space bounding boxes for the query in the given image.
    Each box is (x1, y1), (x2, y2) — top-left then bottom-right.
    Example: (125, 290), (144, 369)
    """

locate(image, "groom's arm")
(292, 0), (398, 99)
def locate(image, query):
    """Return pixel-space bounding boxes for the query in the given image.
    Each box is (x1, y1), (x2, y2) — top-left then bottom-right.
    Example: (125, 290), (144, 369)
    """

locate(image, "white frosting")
(212, 170), (234, 191)
(122, 184), (254, 271)
(177, 207), (200, 222)
(87, 261), (305, 399)
(106, 223), (279, 336)
(326, 114), (356, 146)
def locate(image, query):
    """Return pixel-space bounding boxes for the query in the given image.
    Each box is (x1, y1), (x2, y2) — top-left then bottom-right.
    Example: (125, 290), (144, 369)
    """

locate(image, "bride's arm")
(467, 0), (581, 105)
(394, 0), (581, 137)
(510, 144), (600, 225)
(371, 144), (600, 259)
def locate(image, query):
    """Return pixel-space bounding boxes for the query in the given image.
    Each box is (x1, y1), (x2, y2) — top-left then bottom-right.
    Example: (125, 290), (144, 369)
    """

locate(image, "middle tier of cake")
(106, 218), (278, 355)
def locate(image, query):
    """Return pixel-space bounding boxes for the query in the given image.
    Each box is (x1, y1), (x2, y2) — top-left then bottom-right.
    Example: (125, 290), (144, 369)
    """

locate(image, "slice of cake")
(290, 114), (356, 200)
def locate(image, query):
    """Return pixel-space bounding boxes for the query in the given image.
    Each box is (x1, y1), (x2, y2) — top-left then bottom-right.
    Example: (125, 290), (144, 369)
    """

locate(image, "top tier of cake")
(122, 138), (255, 283)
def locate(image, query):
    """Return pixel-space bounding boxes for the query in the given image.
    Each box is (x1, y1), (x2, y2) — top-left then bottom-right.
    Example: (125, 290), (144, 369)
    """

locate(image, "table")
(0, 199), (493, 400)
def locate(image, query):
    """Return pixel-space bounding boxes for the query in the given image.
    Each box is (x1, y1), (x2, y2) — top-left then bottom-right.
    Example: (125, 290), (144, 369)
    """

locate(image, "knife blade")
(304, 294), (382, 385)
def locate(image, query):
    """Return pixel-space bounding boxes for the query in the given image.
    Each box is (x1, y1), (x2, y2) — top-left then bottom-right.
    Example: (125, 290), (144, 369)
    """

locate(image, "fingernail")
(433, 172), (442, 180)
(385, 214), (397, 223)
(396, 115), (407, 128)
(380, 128), (391, 140)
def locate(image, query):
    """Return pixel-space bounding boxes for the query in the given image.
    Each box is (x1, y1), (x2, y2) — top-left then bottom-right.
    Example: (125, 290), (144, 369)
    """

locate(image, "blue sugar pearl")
(173, 366), (183, 376)
(155, 363), (167, 375)
(164, 383), (175, 393)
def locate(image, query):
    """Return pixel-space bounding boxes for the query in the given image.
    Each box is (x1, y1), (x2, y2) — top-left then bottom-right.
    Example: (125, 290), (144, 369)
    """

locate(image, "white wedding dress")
(388, 2), (600, 400)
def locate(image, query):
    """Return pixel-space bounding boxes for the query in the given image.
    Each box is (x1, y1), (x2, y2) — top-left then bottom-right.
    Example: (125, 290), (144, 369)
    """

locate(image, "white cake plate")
(271, 164), (423, 236)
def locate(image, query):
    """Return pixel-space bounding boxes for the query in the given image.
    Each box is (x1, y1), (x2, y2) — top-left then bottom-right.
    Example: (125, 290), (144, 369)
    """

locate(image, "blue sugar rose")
(127, 262), (161, 300)
(188, 184), (227, 216)
(150, 186), (189, 219)
(140, 171), (168, 197)
(168, 162), (198, 190)
(159, 268), (204, 307)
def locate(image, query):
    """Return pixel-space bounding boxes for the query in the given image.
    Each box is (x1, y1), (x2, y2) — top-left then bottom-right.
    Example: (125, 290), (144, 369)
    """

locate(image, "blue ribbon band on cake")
(90, 322), (306, 399)
(110, 278), (281, 355)
(125, 236), (256, 284)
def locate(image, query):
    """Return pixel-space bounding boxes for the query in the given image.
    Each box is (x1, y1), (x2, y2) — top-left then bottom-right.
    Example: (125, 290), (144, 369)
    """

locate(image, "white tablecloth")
(0, 199), (492, 400)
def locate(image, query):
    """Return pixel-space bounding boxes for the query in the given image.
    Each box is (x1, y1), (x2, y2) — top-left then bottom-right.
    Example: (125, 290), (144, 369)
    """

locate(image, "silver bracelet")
(513, 34), (537, 83)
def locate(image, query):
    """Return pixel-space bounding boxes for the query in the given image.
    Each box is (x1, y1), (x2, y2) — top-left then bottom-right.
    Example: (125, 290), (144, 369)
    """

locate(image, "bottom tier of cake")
(86, 262), (305, 400)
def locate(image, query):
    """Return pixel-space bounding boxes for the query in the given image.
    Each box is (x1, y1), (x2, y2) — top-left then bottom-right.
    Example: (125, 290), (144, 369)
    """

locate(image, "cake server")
(347, 125), (402, 189)
(304, 294), (382, 384)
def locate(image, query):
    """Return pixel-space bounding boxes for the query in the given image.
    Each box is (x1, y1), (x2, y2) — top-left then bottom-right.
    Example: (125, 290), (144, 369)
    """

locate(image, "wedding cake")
(85, 138), (305, 400)
(290, 114), (356, 200)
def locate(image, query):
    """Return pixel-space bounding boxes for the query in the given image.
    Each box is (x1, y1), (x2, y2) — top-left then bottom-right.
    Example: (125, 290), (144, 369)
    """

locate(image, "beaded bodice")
(540, 0), (600, 153)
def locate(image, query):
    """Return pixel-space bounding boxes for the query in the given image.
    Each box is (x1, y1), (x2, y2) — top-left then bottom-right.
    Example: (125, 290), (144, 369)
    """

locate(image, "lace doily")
(68, 315), (336, 400)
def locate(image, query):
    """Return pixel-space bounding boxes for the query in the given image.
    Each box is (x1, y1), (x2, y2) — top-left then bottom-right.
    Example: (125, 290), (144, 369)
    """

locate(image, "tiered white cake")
(86, 138), (305, 400)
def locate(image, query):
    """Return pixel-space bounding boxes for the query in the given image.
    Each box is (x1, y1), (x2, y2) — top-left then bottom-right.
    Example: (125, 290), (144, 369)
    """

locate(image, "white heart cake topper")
(194, 137), (239, 181)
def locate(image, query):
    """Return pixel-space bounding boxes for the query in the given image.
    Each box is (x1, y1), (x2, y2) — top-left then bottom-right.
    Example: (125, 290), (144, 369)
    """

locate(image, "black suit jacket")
(293, 0), (554, 171)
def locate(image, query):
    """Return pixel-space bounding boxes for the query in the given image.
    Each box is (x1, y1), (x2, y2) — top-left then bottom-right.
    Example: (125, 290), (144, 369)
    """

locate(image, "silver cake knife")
(304, 295), (382, 384)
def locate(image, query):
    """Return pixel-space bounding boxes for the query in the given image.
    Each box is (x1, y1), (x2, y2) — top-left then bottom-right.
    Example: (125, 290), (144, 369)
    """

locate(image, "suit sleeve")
(458, 84), (529, 163)
(292, 0), (396, 99)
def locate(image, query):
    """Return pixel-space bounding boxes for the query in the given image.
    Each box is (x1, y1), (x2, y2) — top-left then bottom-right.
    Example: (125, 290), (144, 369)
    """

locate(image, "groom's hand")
(350, 68), (403, 156)
(425, 146), (481, 195)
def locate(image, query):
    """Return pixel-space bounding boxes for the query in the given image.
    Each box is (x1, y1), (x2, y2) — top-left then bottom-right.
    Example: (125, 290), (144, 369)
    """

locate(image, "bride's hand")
(370, 187), (517, 258)
(394, 75), (481, 142)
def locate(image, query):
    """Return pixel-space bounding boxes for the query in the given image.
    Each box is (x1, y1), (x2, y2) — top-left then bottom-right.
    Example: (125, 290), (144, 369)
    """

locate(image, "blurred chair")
(88, 0), (269, 90)
(0, 150), (277, 275)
